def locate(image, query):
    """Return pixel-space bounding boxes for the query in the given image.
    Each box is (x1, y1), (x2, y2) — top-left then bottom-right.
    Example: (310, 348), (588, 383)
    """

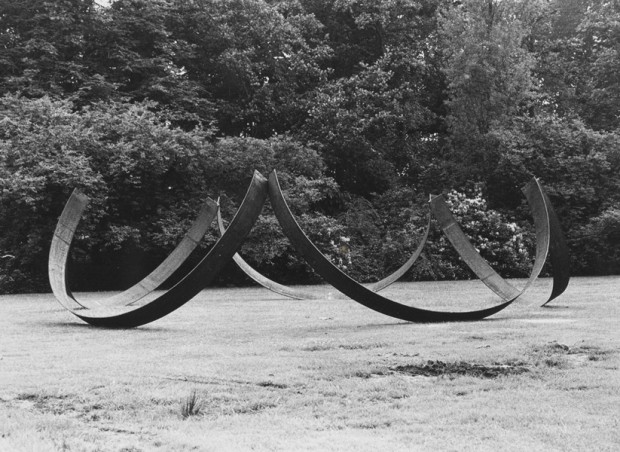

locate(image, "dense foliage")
(0, 0), (619, 292)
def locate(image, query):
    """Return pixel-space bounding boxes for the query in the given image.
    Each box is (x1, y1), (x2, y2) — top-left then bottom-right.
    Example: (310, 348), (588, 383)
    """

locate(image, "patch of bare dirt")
(390, 360), (530, 379)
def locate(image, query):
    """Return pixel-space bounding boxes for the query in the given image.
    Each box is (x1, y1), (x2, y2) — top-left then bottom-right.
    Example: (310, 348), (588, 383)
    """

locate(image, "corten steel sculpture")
(48, 171), (268, 328)
(430, 178), (570, 306)
(217, 207), (431, 300)
(49, 169), (569, 327)
(49, 191), (218, 310)
(267, 170), (522, 322)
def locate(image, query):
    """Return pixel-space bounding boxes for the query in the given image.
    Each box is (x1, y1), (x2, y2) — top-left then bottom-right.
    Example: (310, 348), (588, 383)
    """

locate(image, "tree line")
(1, 0), (619, 293)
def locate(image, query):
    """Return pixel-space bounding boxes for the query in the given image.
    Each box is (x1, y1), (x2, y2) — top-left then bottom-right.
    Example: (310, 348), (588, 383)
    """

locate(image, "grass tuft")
(180, 389), (203, 419)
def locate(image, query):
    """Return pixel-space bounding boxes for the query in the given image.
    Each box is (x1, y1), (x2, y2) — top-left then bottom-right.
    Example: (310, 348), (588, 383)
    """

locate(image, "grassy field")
(0, 277), (618, 451)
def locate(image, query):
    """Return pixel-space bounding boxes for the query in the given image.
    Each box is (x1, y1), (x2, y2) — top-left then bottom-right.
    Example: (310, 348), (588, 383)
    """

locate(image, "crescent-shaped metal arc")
(216, 208), (317, 300)
(48, 192), (218, 309)
(367, 216), (431, 292)
(49, 190), (91, 311)
(429, 177), (569, 305)
(216, 207), (431, 300)
(48, 171), (269, 328)
(109, 199), (219, 307)
(268, 170), (514, 322)
(540, 190), (570, 306)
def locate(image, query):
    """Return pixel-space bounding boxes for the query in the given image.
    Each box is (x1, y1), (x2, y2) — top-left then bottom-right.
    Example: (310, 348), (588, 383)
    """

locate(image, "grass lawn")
(0, 276), (618, 451)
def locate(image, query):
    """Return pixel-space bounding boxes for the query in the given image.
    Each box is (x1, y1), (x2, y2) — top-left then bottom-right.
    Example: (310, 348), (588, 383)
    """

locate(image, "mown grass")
(0, 277), (618, 451)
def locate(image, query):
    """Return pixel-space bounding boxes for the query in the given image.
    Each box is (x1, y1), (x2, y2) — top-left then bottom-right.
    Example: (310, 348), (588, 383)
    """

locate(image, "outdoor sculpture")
(430, 178), (569, 306)
(48, 171), (268, 328)
(266, 170), (563, 322)
(48, 170), (570, 328)
(49, 191), (219, 310)
(218, 174), (568, 307)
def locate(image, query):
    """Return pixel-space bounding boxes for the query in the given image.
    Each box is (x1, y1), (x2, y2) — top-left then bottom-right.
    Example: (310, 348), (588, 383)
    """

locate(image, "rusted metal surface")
(430, 177), (569, 305)
(49, 171), (268, 328)
(218, 203), (430, 300)
(268, 170), (514, 322)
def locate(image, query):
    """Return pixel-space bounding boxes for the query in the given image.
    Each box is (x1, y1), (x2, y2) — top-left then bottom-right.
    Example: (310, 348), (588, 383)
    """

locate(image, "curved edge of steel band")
(49, 191), (218, 310)
(48, 189), (91, 311)
(217, 205), (431, 300)
(540, 189), (570, 306)
(268, 169), (513, 322)
(48, 171), (269, 328)
(429, 177), (569, 306)
(217, 207), (317, 300)
(108, 197), (219, 307)
(368, 216), (430, 292)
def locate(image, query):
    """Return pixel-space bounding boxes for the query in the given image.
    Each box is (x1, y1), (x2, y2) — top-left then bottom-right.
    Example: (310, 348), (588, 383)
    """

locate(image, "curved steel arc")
(540, 190), (570, 306)
(268, 170), (514, 322)
(217, 208), (430, 300)
(49, 171), (268, 328)
(104, 199), (218, 307)
(49, 190), (91, 311)
(429, 177), (569, 305)
(49, 192), (218, 309)
(368, 216), (431, 292)
(217, 208), (316, 300)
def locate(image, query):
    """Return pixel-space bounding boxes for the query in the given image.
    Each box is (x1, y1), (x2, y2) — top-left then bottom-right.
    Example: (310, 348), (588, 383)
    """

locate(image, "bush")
(0, 95), (336, 292)
(412, 185), (535, 281)
(0, 95), (106, 291)
(324, 184), (535, 284)
(572, 206), (620, 275)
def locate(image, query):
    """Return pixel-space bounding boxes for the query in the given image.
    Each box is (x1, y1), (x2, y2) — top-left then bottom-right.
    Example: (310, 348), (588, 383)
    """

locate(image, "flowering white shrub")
(298, 185), (536, 283)
(329, 235), (352, 269)
(419, 185), (535, 280)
